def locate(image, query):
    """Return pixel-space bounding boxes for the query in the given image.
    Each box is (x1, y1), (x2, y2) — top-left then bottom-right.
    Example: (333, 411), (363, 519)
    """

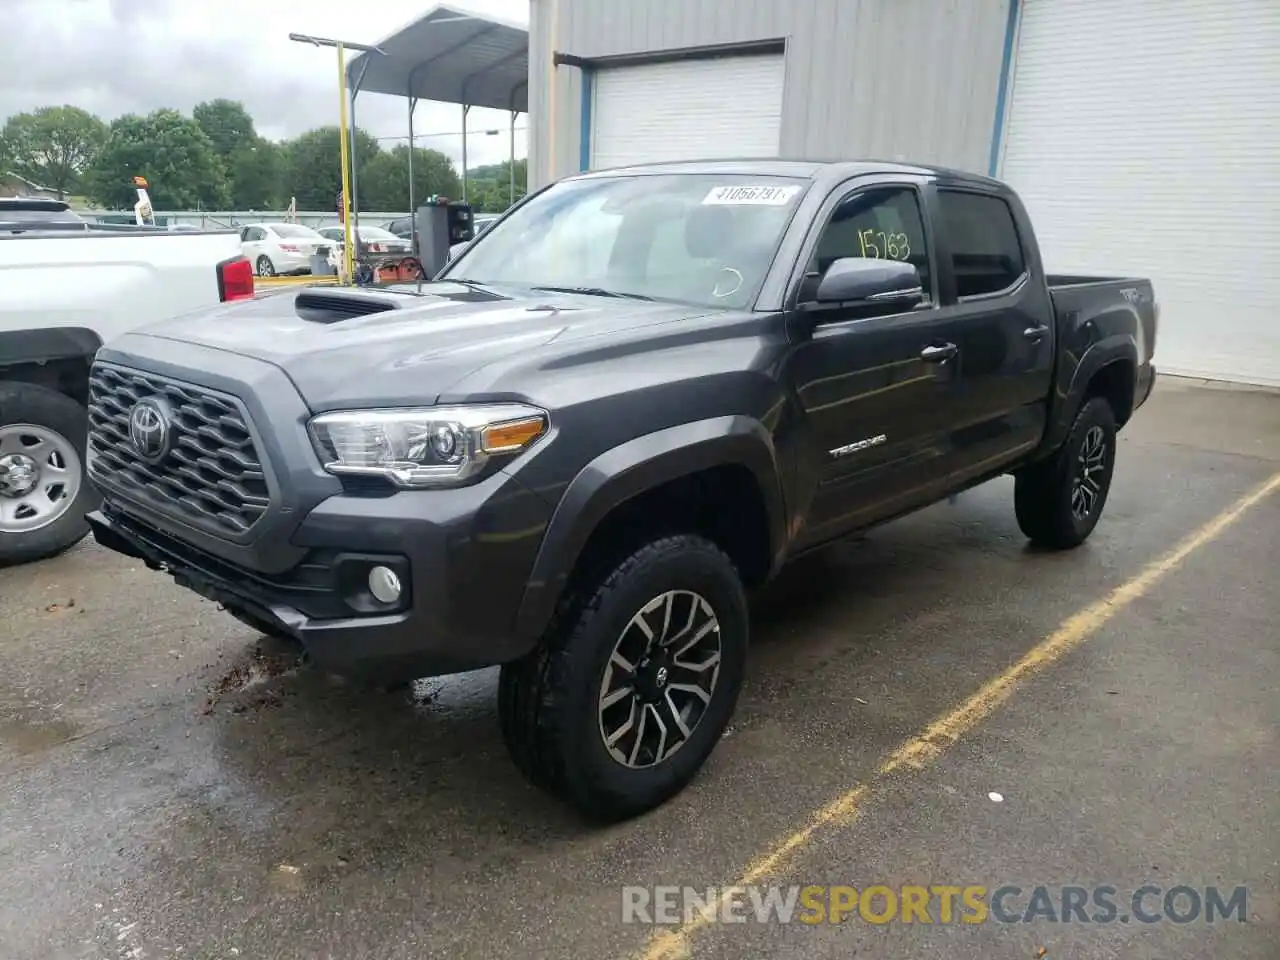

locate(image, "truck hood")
(132, 281), (704, 410)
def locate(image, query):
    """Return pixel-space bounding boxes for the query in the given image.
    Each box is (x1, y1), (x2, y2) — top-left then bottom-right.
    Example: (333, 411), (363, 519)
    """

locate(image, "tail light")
(217, 256), (255, 302)
(279, 243), (299, 252)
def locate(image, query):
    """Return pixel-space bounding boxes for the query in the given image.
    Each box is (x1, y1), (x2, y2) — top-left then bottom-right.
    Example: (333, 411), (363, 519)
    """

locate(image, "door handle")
(1023, 324), (1049, 341)
(920, 343), (958, 362)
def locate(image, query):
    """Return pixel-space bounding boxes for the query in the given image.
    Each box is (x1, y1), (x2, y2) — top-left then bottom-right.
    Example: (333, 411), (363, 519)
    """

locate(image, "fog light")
(368, 565), (402, 604)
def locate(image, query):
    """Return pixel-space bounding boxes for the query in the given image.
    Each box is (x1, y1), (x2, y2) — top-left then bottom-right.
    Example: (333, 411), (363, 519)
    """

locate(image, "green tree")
(1, 105), (108, 199)
(361, 144), (461, 211)
(194, 99), (280, 208)
(463, 158), (526, 212)
(85, 109), (229, 209)
(227, 137), (283, 209)
(192, 99), (256, 158)
(282, 126), (382, 210)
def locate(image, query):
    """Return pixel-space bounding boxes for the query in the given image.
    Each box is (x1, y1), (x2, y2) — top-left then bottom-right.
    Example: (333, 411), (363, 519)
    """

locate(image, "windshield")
(442, 173), (808, 308)
(359, 227), (398, 241)
(272, 223), (320, 239)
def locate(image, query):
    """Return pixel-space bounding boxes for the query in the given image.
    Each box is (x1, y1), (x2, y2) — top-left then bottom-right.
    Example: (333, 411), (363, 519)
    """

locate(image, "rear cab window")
(935, 190), (1027, 299)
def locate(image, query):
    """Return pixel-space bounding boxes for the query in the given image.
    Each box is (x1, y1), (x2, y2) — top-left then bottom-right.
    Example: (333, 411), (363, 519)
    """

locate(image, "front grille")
(87, 363), (271, 536)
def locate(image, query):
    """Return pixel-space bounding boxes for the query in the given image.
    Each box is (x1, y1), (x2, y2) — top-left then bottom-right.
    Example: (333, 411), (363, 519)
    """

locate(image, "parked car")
(83, 159), (1157, 821)
(1, 200), (251, 565)
(386, 212), (499, 254)
(383, 216), (415, 242)
(316, 224), (411, 260)
(239, 222), (326, 277)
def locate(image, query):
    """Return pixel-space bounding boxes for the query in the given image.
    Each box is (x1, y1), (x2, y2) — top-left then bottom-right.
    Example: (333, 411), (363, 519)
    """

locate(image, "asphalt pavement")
(1, 376), (1276, 960)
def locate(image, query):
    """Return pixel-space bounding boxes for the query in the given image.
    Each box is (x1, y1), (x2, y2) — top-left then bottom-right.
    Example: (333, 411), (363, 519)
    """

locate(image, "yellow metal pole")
(336, 41), (355, 284)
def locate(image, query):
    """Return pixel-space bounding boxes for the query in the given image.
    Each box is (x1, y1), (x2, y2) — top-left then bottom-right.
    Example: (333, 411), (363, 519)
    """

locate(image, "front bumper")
(88, 471), (553, 683)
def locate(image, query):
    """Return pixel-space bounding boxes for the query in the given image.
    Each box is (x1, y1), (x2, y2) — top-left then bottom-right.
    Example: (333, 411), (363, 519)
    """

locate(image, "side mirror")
(813, 257), (923, 308)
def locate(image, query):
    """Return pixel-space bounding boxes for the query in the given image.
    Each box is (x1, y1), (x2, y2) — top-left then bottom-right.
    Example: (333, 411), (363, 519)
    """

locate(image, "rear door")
(241, 226), (265, 259)
(927, 185), (1055, 487)
(785, 180), (966, 548)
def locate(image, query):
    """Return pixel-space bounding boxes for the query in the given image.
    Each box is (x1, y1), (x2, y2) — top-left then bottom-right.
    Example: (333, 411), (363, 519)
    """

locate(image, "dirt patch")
(201, 643), (304, 715)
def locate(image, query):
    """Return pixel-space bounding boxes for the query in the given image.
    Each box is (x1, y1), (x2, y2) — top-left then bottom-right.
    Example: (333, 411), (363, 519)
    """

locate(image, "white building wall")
(529, 0), (1012, 189)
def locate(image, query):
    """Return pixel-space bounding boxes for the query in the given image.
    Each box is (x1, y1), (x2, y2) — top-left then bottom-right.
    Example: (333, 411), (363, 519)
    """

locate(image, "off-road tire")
(1015, 396), (1117, 549)
(0, 382), (100, 567)
(498, 535), (749, 822)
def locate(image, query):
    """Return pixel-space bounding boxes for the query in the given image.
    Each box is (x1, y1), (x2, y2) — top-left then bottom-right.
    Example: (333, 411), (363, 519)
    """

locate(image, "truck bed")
(0, 228), (246, 345)
(1046, 273), (1147, 289)
(1047, 273), (1159, 405)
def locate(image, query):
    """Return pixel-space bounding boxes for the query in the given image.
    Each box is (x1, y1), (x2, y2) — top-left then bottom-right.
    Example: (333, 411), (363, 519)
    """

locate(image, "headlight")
(308, 404), (549, 488)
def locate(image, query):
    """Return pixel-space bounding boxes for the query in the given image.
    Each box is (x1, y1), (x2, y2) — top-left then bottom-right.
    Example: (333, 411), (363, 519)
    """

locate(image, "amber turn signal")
(481, 416), (547, 453)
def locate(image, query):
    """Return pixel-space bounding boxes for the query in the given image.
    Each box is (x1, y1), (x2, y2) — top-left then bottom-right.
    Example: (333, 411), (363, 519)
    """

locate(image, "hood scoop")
(294, 289), (403, 324)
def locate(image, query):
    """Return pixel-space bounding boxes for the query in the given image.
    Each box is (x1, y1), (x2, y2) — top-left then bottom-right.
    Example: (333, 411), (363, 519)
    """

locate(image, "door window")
(936, 190), (1026, 298)
(811, 186), (931, 299)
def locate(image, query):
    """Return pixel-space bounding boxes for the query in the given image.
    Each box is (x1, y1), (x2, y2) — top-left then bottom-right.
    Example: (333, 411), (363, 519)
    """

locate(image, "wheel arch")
(0, 327), (103, 409)
(1034, 338), (1137, 461)
(514, 416), (787, 641)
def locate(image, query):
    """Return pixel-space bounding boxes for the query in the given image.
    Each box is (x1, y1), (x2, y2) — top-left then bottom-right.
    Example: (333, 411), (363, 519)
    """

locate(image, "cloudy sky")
(1, 0), (529, 168)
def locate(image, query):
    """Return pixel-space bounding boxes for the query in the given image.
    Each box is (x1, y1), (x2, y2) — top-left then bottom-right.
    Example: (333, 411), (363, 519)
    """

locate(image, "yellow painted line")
(255, 275), (341, 287)
(640, 469), (1280, 960)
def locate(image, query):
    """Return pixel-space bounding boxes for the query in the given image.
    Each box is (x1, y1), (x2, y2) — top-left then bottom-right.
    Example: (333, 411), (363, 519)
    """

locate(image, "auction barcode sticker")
(702, 184), (802, 206)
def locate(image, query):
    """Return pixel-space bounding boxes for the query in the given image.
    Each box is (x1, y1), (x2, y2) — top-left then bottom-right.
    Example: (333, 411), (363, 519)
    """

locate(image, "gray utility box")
(415, 204), (453, 276)
(415, 202), (475, 276)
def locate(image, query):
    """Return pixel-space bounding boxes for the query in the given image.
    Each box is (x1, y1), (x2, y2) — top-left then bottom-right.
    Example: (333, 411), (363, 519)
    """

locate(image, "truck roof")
(0, 196), (72, 210)
(573, 158), (1003, 188)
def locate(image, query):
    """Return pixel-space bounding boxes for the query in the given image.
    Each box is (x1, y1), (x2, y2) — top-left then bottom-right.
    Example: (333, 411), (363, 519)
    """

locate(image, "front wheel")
(1014, 396), (1117, 549)
(0, 382), (100, 567)
(498, 535), (748, 822)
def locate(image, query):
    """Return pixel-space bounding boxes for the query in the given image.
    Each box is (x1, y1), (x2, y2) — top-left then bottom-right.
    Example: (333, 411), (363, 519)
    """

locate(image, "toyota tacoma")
(83, 160), (1158, 820)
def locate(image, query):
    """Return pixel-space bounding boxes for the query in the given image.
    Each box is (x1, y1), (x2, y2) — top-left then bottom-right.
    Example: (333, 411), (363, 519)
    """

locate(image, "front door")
(786, 182), (962, 550)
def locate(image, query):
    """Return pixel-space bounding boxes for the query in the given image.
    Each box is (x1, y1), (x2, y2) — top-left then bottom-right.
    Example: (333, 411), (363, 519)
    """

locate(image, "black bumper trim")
(86, 507), (458, 682)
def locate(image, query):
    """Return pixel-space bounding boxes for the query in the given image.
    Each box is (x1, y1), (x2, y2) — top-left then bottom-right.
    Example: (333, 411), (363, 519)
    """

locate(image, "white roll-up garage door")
(590, 54), (785, 171)
(999, 0), (1280, 386)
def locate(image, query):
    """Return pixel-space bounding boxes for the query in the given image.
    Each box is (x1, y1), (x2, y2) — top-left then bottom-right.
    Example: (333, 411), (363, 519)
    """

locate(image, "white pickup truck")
(0, 198), (254, 565)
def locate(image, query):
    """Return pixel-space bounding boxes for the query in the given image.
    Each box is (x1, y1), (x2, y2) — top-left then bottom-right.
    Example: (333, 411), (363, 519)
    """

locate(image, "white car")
(239, 222), (327, 277)
(316, 224), (412, 268)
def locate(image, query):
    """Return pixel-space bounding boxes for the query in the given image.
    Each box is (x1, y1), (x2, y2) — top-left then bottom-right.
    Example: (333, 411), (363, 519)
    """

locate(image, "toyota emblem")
(128, 399), (172, 463)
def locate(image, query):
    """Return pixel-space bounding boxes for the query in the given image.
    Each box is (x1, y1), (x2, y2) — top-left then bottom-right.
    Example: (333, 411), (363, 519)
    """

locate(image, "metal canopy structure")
(345, 4), (529, 227)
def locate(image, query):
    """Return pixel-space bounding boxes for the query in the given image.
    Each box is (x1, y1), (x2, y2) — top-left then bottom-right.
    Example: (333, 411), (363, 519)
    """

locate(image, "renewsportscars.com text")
(621, 884), (1249, 925)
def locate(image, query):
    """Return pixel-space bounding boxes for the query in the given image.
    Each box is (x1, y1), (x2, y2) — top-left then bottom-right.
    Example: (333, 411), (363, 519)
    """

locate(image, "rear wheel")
(1015, 396), (1117, 549)
(498, 535), (748, 822)
(255, 255), (275, 277)
(0, 382), (100, 567)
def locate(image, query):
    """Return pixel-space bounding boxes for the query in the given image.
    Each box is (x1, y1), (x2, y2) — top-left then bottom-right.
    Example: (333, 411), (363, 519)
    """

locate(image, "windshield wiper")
(529, 285), (653, 301)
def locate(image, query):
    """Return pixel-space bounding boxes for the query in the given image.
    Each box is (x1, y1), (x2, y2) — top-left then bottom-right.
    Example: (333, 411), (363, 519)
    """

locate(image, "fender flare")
(0, 327), (103, 372)
(514, 415), (787, 639)
(1039, 335), (1138, 457)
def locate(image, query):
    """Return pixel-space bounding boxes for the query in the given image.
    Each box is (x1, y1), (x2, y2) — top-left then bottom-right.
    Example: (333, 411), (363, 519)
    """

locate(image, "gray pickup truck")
(84, 159), (1157, 821)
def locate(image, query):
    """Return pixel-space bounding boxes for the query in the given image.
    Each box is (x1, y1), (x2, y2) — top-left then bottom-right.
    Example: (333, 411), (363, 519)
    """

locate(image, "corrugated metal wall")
(529, 0), (1011, 188)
